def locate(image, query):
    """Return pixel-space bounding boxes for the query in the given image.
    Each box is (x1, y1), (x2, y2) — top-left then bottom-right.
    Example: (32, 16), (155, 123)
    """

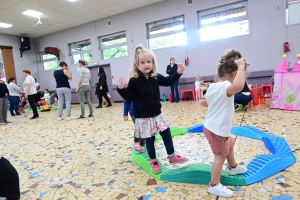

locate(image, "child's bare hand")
(177, 63), (185, 74)
(123, 116), (128, 121)
(234, 58), (246, 68)
(118, 77), (126, 89)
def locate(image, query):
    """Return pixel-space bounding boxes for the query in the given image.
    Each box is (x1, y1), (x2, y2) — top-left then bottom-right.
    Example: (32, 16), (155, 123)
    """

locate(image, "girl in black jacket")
(117, 45), (187, 173)
(95, 66), (112, 108)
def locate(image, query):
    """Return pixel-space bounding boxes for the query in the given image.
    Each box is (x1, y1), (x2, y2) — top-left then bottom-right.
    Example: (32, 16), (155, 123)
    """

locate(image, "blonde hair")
(195, 76), (200, 81)
(78, 59), (88, 66)
(129, 45), (158, 78)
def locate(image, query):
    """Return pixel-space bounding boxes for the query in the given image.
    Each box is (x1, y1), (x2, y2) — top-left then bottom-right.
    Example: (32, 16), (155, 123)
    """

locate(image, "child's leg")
(211, 155), (226, 185)
(195, 89), (200, 100)
(159, 128), (175, 156)
(226, 137), (237, 168)
(145, 136), (156, 159)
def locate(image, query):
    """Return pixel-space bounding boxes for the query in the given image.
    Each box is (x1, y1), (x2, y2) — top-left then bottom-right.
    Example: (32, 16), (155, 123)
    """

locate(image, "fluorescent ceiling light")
(67, 0), (78, 2)
(22, 10), (43, 17)
(0, 22), (13, 28)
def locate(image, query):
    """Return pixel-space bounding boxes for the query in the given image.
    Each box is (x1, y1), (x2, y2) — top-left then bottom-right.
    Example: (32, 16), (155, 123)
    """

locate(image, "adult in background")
(54, 62), (73, 120)
(0, 71), (9, 125)
(76, 59), (93, 119)
(166, 57), (179, 102)
(234, 81), (252, 111)
(95, 66), (112, 108)
(22, 69), (39, 119)
(7, 77), (21, 116)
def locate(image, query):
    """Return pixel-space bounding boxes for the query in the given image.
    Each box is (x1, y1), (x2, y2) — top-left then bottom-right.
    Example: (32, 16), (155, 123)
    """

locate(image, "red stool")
(180, 89), (196, 102)
(262, 84), (272, 98)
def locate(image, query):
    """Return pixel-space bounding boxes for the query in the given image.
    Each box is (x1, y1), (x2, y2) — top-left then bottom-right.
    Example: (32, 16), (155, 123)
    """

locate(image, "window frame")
(198, 1), (250, 42)
(99, 31), (128, 60)
(39, 52), (58, 71)
(68, 39), (93, 64)
(286, 0), (300, 25)
(146, 15), (187, 50)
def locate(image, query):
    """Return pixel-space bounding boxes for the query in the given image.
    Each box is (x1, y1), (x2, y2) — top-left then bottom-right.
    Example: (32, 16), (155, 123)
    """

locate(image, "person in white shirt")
(7, 77), (21, 116)
(22, 69), (39, 119)
(200, 50), (248, 198)
(40, 89), (51, 105)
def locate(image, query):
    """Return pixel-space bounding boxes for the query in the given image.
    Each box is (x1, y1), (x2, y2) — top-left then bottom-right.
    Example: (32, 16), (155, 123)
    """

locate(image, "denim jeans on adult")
(146, 128), (175, 159)
(170, 80), (179, 101)
(234, 93), (252, 106)
(8, 95), (20, 115)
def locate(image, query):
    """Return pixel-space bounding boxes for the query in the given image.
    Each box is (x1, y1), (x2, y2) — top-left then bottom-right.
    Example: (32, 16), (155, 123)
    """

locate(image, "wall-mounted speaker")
(20, 37), (31, 50)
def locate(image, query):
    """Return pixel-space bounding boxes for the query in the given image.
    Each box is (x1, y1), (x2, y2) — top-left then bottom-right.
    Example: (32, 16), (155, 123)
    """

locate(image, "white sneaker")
(208, 183), (234, 198)
(66, 116), (74, 120)
(226, 164), (248, 175)
(57, 117), (63, 121)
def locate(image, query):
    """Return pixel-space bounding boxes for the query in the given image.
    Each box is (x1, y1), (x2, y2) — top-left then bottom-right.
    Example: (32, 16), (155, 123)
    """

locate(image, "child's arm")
(123, 101), (130, 116)
(227, 58), (246, 96)
(157, 63), (184, 86)
(117, 77), (134, 102)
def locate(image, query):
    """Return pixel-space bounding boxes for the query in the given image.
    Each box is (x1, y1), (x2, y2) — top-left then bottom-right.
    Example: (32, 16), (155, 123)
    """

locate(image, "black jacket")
(0, 82), (9, 98)
(117, 72), (181, 118)
(96, 73), (109, 93)
(166, 64), (178, 75)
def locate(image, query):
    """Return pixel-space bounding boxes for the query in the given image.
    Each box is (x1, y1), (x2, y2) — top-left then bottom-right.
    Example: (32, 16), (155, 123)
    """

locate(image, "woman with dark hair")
(22, 69), (39, 119)
(95, 66), (112, 108)
(7, 77), (21, 116)
(166, 57), (179, 102)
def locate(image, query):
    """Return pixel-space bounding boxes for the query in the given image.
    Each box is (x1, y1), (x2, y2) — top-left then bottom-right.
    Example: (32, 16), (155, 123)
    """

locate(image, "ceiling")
(0, 0), (163, 38)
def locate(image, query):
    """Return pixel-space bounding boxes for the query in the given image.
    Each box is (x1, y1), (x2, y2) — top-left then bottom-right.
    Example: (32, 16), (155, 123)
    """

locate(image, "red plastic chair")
(180, 89), (196, 102)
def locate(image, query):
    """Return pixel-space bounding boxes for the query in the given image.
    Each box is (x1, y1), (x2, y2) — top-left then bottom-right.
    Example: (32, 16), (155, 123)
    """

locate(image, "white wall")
(0, 33), (39, 86)
(31, 0), (300, 91)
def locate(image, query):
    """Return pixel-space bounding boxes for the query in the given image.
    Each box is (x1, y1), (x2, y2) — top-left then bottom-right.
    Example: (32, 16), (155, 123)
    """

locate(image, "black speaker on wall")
(20, 36), (31, 50)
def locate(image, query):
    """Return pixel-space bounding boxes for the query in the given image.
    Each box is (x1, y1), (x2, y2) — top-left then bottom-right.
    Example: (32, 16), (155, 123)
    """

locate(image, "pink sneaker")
(169, 154), (187, 164)
(149, 159), (161, 173)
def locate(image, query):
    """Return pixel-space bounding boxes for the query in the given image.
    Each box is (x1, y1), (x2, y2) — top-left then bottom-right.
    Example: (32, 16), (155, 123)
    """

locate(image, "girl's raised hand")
(118, 77), (126, 89)
(177, 63), (185, 74)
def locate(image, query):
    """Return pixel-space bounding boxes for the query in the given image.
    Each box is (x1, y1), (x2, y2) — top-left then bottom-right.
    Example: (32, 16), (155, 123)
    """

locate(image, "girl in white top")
(41, 89), (51, 105)
(195, 76), (201, 102)
(200, 50), (248, 198)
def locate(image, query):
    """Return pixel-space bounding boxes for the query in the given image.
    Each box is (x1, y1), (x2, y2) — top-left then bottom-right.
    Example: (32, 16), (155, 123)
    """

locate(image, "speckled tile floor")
(1, 101), (300, 200)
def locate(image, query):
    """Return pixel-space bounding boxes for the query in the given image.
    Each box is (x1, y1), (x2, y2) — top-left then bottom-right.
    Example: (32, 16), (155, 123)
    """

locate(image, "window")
(146, 15), (187, 50)
(69, 40), (93, 64)
(41, 53), (58, 70)
(198, 1), (249, 42)
(286, 0), (300, 25)
(99, 32), (128, 60)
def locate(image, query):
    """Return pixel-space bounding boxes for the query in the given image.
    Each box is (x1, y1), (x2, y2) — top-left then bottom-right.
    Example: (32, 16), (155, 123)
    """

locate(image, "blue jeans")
(170, 80), (179, 101)
(8, 95), (20, 115)
(234, 93), (252, 106)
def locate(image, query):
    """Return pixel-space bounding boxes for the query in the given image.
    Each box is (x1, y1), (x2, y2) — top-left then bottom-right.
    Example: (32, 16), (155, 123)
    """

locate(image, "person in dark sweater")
(117, 45), (187, 174)
(234, 81), (252, 111)
(166, 57), (179, 102)
(95, 66), (112, 108)
(123, 100), (145, 152)
(0, 71), (9, 124)
(0, 157), (20, 200)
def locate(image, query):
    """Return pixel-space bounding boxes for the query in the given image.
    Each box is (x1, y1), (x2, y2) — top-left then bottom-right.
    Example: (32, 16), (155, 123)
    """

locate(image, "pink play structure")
(271, 54), (300, 111)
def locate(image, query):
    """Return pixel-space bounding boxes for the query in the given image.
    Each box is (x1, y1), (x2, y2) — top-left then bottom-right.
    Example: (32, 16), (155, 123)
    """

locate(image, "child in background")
(123, 100), (145, 152)
(195, 76), (201, 102)
(40, 89), (51, 105)
(200, 50), (248, 197)
(117, 45), (187, 173)
(50, 91), (58, 106)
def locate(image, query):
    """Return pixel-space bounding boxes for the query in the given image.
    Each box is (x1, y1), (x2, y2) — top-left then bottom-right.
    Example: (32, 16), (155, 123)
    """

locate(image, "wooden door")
(0, 46), (16, 84)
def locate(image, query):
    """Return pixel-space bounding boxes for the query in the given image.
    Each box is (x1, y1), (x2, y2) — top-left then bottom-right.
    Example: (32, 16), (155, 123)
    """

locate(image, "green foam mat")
(155, 127), (188, 140)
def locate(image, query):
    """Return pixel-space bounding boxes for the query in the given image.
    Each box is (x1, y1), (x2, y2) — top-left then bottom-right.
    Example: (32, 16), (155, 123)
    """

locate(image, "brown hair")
(170, 57), (175, 65)
(22, 69), (31, 74)
(129, 45), (157, 78)
(78, 59), (88, 66)
(44, 89), (49, 93)
(217, 50), (242, 79)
